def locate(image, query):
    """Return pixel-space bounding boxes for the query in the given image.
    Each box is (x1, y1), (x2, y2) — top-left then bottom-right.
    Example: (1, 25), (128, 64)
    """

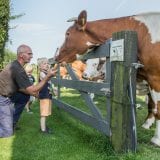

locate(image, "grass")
(59, 88), (107, 118)
(0, 89), (160, 160)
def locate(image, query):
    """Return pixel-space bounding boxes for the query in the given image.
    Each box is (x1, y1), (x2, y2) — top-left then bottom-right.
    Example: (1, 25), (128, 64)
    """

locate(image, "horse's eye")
(66, 32), (70, 36)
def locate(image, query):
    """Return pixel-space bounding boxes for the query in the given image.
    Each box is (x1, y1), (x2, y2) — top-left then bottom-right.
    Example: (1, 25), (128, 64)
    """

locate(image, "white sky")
(8, 0), (160, 63)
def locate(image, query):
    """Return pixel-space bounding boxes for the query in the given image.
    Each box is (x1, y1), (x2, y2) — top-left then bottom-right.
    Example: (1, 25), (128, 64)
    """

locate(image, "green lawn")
(0, 89), (160, 160)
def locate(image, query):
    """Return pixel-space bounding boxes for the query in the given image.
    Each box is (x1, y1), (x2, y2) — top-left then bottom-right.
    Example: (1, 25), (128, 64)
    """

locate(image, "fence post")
(110, 31), (138, 152)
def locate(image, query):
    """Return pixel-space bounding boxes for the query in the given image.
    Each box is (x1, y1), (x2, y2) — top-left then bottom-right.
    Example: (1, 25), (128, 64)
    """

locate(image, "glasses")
(27, 52), (33, 55)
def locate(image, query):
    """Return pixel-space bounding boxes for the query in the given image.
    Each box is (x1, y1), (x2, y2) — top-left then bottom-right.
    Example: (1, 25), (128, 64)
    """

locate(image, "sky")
(8, 0), (160, 64)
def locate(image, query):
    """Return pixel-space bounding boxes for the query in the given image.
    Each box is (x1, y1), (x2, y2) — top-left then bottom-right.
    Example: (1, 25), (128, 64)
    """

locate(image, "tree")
(0, 0), (24, 69)
(0, 49), (16, 69)
(0, 0), (10, 63)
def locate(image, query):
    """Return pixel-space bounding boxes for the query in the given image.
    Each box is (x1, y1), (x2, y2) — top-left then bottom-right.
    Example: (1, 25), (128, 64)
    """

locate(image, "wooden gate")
(50, 31), (138, 152)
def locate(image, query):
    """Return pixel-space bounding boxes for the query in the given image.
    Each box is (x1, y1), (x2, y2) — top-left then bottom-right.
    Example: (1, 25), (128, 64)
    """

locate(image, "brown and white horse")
(56, 10), (160, 146)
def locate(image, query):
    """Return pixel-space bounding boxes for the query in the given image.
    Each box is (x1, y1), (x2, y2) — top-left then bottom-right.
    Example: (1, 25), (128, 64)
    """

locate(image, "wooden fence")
(50, 31), (138, 152)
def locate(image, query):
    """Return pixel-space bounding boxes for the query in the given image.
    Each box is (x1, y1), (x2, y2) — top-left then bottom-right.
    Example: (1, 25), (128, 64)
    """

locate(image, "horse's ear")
(77, 10), (87, 31)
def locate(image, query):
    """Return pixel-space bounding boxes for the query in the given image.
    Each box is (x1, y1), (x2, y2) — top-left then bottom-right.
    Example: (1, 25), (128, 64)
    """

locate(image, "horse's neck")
(86, 17), (135, 43)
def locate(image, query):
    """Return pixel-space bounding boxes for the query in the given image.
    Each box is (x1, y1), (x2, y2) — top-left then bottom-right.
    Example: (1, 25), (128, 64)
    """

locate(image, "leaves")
(0, 0), (10, 63)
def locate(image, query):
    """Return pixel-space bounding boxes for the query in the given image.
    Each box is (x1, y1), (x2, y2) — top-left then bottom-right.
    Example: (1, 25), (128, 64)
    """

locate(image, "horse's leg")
(150, 102), (160, 146)
(142, 93), (155, 129)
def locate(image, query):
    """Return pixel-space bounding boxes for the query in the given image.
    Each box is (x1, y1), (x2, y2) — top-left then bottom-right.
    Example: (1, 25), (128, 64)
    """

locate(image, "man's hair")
(17, 44), (30, 55)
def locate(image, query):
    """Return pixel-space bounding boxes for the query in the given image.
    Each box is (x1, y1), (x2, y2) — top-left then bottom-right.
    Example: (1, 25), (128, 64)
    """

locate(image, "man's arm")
(20, 68), (57, 96)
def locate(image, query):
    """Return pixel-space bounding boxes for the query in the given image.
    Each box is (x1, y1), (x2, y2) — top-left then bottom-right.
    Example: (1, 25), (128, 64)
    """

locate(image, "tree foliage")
(0, 0), (10, 63)
(4, 48), (16, 61)
(0, 49), (16, 69)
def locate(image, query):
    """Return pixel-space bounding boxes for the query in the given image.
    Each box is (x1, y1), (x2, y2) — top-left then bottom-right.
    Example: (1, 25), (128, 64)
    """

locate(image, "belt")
(0, 95), (8, 98)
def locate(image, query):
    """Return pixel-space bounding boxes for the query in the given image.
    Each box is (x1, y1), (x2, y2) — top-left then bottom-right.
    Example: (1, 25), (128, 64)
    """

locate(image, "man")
(0, 44), (57, 138)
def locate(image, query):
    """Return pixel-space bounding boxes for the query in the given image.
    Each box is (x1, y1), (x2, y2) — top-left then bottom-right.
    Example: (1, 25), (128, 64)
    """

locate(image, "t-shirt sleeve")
(12, 66), (32, 89)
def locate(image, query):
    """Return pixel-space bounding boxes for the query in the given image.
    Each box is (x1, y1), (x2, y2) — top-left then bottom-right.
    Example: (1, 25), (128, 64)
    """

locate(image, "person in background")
(25, 64), (35, 113)
(11, 91), (30, 130)
(0, 44), (57, 138)
(37, 57), (54, 134)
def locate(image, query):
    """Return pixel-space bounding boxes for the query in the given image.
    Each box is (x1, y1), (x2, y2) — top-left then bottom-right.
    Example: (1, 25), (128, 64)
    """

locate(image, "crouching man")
(0, 44), (57, 138)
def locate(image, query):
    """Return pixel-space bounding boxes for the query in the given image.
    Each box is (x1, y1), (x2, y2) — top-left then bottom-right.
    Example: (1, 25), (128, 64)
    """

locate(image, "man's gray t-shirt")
(0, 60), (32, 97)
